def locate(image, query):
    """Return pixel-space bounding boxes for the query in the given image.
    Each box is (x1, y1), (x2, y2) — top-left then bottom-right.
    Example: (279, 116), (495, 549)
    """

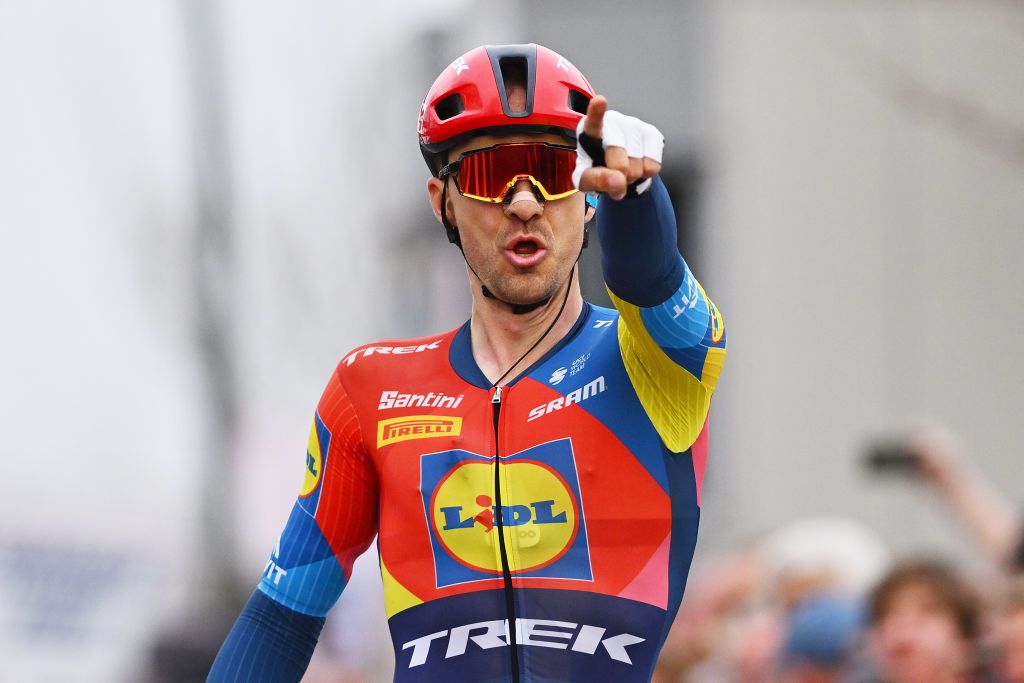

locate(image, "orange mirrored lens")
(455, 143), (578, 202)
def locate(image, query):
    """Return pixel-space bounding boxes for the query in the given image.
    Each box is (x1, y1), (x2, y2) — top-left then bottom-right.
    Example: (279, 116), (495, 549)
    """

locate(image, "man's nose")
(504, 178), (543, 221)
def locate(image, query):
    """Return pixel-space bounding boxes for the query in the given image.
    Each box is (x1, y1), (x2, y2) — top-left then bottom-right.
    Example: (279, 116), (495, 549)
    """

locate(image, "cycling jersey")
(209, 177), (726, 683)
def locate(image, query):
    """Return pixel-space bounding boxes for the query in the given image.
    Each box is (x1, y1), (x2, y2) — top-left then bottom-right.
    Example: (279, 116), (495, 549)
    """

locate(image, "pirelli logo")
(377, 415), (463, 448)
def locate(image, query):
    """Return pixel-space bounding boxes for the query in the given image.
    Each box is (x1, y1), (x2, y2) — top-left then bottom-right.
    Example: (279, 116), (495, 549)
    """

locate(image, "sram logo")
(342, 340), (442, 367)
(402, 618), (645, 668)
(377, 415), (462, 447)
(527, 376), (606, 422)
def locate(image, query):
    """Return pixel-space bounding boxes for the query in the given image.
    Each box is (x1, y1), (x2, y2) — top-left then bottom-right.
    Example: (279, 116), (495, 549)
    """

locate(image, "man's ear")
(427, 177), (445, 223)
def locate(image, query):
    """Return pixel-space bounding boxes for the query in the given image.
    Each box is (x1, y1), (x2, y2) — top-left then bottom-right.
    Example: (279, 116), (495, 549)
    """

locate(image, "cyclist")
(209, 43), (727, 682)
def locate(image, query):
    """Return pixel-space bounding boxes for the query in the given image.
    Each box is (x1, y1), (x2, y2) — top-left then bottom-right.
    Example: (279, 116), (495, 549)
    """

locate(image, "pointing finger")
(581, 95), (607, 139)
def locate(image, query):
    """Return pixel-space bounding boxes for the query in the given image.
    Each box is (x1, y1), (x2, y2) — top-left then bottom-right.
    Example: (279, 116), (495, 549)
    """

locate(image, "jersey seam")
(331, 364), (378, 481)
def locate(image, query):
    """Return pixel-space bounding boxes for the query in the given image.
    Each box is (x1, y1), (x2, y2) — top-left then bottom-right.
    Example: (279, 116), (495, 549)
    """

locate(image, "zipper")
(491, 385), (520, 683)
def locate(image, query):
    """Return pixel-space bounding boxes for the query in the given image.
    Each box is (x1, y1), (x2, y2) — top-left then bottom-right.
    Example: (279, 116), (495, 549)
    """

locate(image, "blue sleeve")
(596, 176), (685, 307)
(596, 175), (727, 453)
(207, 589), (325, 682)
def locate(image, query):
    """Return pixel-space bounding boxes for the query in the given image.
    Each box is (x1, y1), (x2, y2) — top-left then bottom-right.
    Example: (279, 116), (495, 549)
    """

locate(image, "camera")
(863, 441), (922, 476)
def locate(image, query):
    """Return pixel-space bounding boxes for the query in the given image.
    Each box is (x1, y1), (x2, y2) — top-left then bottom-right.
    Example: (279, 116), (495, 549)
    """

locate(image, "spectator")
(867, 560), (985, 683)
(777, 595), (864, 683)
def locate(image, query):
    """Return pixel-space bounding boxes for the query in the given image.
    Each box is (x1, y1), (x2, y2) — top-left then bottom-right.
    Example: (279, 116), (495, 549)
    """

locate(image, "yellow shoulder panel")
(610, 290), (715, 453)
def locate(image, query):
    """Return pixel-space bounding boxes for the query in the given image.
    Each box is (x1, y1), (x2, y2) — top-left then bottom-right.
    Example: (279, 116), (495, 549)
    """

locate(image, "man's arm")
(909, 426), (1022, 569)
(577, 96), (726, 453)
(599, 177), (726, 452)
(208, 591), (324, 681)
(208, 368), (379, 680)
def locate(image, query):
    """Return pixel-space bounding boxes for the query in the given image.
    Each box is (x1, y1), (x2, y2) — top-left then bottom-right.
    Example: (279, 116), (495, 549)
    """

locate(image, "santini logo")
(402, 618), (645, 668)
(528, 376), (606, 422)
(549, 367), (567, 385)
(377, 415), (462, 447)
(378, 390), (463, 410)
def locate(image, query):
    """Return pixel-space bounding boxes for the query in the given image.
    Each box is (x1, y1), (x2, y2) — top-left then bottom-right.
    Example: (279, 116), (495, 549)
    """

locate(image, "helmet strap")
(440, 181), (462, 246)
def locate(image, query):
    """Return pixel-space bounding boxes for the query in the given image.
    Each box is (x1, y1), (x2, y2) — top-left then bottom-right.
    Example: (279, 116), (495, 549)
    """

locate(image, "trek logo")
(378, 390), (463, 411)
(342, 340), (442, 367)
(421, 441), (592, 587)
(402, 618), (645, 667)
(528, 376), (606, 422)
(377, 415), (462, 448)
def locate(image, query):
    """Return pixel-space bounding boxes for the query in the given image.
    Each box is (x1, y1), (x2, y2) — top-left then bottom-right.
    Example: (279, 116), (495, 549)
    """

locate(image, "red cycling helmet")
(418, 43), (595, 177)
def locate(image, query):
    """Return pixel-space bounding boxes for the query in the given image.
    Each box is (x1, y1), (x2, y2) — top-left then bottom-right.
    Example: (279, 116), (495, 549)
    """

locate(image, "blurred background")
(1, 1), (1022, 681)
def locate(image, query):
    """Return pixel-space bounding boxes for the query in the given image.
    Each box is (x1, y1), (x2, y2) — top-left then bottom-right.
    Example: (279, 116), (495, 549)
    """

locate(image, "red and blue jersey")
(210, 177), (727, 682)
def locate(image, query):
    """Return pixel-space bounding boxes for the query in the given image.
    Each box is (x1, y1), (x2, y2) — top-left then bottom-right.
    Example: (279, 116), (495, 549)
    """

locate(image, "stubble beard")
(473, 249), (569, 307)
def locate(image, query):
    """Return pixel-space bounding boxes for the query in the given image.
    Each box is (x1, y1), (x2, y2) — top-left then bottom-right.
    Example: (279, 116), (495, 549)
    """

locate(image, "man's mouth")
(504, 237), (547, 268)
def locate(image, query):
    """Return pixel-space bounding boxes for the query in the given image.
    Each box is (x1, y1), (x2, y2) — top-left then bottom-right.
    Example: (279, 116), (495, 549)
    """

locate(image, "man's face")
(430, 131), (587, 307)
(871, 581), (969, 683)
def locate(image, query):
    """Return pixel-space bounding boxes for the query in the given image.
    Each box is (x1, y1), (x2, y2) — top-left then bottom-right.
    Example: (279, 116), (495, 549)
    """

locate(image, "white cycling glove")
(572, 110), (665, 196)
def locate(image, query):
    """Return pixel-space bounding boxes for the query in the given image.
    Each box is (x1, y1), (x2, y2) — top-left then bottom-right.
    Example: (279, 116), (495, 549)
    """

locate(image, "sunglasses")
(439, 142), (579, 203)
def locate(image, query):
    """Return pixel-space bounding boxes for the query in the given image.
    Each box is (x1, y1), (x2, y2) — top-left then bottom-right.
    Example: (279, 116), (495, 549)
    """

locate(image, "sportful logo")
(549, 367), (567, 385)
(401, 618), (645, 667)
(377, 415), (463, 448)
(378, 391), (464, 411)
(528, 376), (606, 422)
(593, 319), (614, 329)
(342, 340), (442, 367)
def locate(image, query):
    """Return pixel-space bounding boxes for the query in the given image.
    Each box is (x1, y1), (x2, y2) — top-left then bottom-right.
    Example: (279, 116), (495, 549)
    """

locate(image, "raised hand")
(573, 95), (664, 201)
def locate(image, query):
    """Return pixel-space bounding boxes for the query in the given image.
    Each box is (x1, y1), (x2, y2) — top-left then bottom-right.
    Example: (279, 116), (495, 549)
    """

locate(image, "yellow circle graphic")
(430, 460), (578, 573)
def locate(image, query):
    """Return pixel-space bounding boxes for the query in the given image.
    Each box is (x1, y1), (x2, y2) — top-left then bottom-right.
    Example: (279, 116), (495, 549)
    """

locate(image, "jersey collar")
(449, 302), (593, 389)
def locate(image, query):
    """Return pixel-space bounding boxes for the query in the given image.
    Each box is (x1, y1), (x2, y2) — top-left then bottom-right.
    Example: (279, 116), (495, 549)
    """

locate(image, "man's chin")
(488, 278), (560, 308)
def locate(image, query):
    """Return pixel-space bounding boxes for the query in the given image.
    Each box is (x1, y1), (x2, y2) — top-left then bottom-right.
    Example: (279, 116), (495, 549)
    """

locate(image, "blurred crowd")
(653, 426), (1024, 683)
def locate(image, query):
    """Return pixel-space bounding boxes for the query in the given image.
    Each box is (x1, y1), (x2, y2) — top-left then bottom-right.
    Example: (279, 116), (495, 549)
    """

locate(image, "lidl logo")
(709, 299), (724, 344)
(298, 412), (332, 515)
(420, 440), (592, 588)
(377, 415), (462, 448)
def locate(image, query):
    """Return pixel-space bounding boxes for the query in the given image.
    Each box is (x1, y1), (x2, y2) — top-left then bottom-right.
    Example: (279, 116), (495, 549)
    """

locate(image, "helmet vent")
(498, 56), (529, 113)
(434, 93), (464, 121)
(567, 88), (590, 115)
